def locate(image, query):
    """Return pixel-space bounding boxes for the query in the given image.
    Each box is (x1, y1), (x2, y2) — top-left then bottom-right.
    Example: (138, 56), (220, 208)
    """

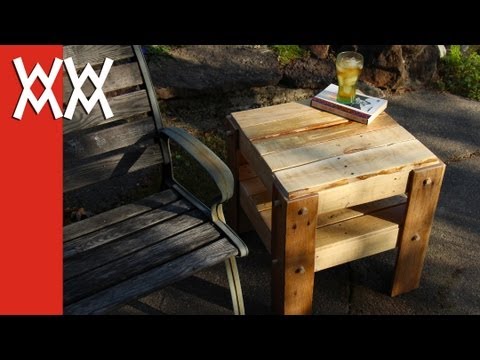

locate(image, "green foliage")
(144, 45), (172, 57)
(439, 45), (480, 100)
(271, 45), (309, 65)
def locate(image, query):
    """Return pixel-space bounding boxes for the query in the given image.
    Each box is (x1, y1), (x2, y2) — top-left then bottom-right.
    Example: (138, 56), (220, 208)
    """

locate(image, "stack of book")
(311, 84), (388, 125)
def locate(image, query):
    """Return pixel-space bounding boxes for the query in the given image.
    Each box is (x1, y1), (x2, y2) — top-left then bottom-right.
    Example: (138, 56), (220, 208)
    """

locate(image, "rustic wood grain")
(63, 90), (151, 134)
(64, 143), (163, 192)
(64, 62), (143, 98)
(64, 199), (194, 258)
(65, 238), (238, 315)
(65, 221), (219, 303)
(315, 204), (405, 271)
(63, 45), (134, 69)
(232, 102), (346, 135)
(391, 163), (446, 296)
(275, 139), (439, 199)
(316, 169), (412, 213)
(239, 168), (407, 255)
(317, 195), (407, 227)
(238, 132), (273, 193)
(252, 113), (397, 156)
(239, 181), (272, 252)
(271, 183), (318, 315)
(64, 189), (179, 241)
(264, 125), (414, 172)
(64, 117), (155, 162)
(65, 209), (207, 281)
(238, 163), (257, 181)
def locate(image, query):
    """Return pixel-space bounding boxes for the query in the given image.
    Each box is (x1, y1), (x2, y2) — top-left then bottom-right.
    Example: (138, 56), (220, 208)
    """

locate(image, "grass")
(439, 45), (480, 100)
(270, 45), (309, 65)
(144, 45), (173, 58)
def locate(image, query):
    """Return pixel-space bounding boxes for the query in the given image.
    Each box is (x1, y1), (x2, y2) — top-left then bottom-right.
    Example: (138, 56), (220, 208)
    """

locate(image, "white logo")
(63, 57), (113, 120)
(12, 57), (113, 120)
(13, 57), (63, 120)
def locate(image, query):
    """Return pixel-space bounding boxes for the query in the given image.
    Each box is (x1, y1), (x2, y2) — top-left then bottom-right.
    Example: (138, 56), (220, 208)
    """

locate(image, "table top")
(231, 101), (441, 204)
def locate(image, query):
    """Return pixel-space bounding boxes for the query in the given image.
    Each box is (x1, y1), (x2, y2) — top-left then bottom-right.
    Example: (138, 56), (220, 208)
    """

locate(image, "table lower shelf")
(238, 165), (407, 271)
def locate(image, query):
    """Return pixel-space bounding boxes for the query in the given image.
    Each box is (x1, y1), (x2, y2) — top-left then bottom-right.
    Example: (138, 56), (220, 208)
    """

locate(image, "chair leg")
(225, 256), (245, 315)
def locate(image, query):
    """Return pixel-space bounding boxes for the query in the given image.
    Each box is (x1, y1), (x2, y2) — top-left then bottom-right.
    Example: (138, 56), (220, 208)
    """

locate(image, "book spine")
(311, 97), (370, 120)
(311, 99), (369, 124)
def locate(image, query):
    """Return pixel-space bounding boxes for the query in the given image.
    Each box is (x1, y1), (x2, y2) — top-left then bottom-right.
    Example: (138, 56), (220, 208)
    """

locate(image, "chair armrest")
(160, 127), (234, 204)
(160, 127), (248, 257)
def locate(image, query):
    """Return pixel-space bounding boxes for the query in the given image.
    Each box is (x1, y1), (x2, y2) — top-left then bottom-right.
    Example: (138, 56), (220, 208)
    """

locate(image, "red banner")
(0, 46), (63, 314)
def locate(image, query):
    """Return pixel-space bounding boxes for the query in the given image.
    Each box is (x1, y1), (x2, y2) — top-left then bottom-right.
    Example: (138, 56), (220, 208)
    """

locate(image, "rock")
(401, 45), (426, 58)
(148, 45), (282, 99)
(309, 45), (330, 59)
(402, 45), (440, 85)
(357, 45), (407, 90)
(282, 57), (336, 89)
(147, 45), (443, 100)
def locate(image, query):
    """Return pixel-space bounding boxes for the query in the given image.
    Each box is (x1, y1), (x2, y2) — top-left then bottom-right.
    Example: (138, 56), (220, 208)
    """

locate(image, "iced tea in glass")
(336, 51), (364, 105)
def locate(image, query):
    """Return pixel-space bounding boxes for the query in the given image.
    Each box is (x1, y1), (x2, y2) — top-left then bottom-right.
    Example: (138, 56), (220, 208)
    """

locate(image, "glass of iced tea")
(336, 51), (364, 105)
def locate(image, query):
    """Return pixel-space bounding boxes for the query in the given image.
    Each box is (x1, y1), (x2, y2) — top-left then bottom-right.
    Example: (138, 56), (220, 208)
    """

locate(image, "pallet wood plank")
(316, 169), (411, 213)
(264, 125), (414, 172)
(63, 90), (151, 134)
(253, 112), (397, 156)
(239, 130), (274, 193)
(64, 199), (194, 258)
(231, 102), (343, 130)
(317, 195), (407, 227)
(240, 171), (407, 253)
(315, 204), (405, 271)
(236, 159), (409, 216)
(63, 45), (134, 69)
(241, 110), (346, 141)
(391, 163), (446, 296)
(64, 189), (179, 242)
(316, 204), (406, 249)
(238, 163), (257, 181)
(64, 143), (163, 193)
(239, 182), (272, 252)
(65, 238), (238, 315)
(275, 139), (439, 199)
(65, 221), (219, 303)
(243, 180), (406, 230)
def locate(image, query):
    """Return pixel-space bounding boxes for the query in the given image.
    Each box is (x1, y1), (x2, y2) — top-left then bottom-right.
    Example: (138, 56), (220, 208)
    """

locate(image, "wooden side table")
(226, 101), (445, 315)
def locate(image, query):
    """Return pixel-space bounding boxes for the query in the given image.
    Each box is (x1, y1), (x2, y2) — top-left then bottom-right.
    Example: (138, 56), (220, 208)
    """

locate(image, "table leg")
(271, 182), (318, 314)
(391, 162), (446, 296)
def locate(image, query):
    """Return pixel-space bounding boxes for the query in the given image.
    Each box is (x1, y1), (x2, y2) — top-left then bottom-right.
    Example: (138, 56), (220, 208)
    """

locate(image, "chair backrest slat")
(63, 45), (134, 69)
(63, 45), (164, 196)
(63, 62), (144, 99)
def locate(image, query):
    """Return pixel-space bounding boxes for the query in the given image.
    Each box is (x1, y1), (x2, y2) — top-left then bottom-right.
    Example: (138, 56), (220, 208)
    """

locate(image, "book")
(311, 84), (388, 125)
